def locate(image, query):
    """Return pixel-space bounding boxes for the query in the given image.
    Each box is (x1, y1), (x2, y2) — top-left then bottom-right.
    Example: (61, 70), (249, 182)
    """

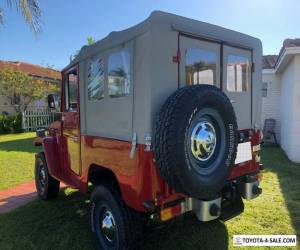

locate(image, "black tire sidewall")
(34, 153), (60, 200)
(90, 186), (126, 250)
(35, 153), (50, 199)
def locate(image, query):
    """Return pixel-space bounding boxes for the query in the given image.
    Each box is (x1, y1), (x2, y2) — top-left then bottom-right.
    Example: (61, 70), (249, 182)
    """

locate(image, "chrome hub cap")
(39, 165), (46, 190)
(100, 210), (116, 243)
(190, 121), (217, 161)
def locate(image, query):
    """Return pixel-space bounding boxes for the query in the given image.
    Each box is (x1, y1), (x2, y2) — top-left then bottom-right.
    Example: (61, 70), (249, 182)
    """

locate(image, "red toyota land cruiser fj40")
(34, 11), (263, 250)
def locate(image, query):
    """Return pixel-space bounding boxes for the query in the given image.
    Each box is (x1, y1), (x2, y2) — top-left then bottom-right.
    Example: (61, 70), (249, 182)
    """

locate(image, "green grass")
(0, 132), (39, 190)
(0, 145), (299, 249)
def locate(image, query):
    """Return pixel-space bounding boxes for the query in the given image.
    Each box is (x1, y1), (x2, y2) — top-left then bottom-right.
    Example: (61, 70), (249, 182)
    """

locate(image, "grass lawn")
(0, 132), (39, 190)
(0, 141), (299, 249)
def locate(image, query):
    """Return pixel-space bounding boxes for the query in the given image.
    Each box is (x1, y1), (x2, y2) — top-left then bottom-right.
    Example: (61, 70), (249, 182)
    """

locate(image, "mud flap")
(220, 194), (244, 221)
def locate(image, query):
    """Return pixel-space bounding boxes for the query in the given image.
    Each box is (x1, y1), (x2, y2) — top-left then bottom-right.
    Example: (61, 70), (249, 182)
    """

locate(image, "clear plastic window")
(108, 49), (131, 97)
(87, 58), (105, 100)
(226, 55), (250, 92)
(185, 48), (217, 85)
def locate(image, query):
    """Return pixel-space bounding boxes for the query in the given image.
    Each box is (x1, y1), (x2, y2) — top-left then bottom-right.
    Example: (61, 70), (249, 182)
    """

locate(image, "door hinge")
(145, 133), (152, 152)
(172, 49), (181, 63)
(252, 62), (255, 72)
(129, 132), (137, 159)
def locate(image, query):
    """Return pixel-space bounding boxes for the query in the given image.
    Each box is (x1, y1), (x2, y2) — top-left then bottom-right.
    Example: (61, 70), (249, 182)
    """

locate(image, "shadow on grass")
(0, 192), (36, 214)
(0, 188), (228, 250)
(261, 146), (300, 239)
(0, 137), (38, 153)
(144, 215), (228, 250)
(0, 190), (93, 250)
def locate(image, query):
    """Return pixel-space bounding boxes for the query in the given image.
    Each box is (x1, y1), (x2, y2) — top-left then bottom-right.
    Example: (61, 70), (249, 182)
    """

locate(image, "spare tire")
(154, 84), (238, 199)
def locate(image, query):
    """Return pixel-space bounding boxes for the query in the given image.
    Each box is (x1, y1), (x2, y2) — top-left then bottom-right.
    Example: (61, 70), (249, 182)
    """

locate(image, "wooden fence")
(22, 109), (55, 131)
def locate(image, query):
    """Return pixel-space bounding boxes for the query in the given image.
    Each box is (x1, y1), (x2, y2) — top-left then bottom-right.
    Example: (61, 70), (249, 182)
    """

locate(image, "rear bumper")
(159, 173), (262, 222)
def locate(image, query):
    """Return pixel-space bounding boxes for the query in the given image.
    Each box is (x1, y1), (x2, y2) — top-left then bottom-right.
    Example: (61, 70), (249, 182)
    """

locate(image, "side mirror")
(47, 94), (60, 111)
(48, 94), (56, 109)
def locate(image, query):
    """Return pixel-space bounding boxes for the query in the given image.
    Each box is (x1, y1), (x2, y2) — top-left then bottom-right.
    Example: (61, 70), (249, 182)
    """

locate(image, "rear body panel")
(43, 128), (261, 212)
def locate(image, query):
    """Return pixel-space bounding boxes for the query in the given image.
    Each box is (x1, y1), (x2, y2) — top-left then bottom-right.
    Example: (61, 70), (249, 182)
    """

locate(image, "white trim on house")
(275, 47), (300, 73)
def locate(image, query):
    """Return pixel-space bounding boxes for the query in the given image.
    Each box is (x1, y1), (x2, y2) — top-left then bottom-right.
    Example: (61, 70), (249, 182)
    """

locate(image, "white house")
(262, 39), (300, 163)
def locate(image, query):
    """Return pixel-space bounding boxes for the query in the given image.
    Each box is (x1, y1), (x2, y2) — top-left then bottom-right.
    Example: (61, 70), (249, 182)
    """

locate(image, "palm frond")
(18, 0), (42, 33)
(0, 8), (3, 24)
(2, 0), (42, 33)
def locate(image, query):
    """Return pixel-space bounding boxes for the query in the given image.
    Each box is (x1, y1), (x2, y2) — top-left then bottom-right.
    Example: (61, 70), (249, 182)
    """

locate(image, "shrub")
(0, 113), (24, 134)
(11, 113), (23, 133)
(0, 114), (12, 134)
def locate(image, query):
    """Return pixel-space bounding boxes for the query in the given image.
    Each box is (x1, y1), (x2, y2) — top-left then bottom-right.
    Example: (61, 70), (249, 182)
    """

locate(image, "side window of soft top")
(87, 58), (105, 101)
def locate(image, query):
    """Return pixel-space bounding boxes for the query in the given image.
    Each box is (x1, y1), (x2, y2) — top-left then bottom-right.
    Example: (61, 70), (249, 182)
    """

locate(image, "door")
(180, 36), (221, 88)
(62, 65), (81, 175)
(223, 45), (252, 129)
(179, 36), (252, 129)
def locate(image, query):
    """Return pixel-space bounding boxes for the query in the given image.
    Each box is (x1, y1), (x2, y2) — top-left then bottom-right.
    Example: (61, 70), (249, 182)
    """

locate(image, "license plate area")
(235, 142), (252, 164)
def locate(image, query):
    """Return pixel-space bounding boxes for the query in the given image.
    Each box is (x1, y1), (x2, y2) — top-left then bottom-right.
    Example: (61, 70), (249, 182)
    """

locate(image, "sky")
(0, 0), (299, 70)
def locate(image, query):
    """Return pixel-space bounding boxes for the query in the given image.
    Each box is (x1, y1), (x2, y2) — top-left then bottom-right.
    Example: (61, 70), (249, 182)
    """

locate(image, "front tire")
(90, 184), (146, 250)
(35, 152), (60, 200)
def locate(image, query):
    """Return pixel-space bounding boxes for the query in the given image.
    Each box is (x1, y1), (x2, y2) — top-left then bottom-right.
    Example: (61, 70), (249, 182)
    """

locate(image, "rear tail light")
(252, 144), (261, 163)
(160, 204), (182, 221)
(259, 130), (264, 143)
(255, 154), (261, 163)
(257, 173), (263, 182)
(252, 144), (261, 152)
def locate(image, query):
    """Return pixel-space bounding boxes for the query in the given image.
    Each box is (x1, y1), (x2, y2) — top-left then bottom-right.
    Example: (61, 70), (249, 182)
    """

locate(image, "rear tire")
(154, 85), (238, 199)
(35, 152), (60, 200)
(90, 184), (147, 250)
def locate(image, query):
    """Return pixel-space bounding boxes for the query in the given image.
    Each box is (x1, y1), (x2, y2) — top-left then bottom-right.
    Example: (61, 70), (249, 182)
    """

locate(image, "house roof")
(278, 38), (300, 57)
(275, 38), (300, 73)
(262, 55), (278, 69)
(0, 60), (61, 81)
(263, 38), (300, 72)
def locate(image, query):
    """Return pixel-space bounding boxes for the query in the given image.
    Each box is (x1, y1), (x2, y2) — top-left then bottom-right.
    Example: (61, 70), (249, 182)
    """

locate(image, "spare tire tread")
(154, 86), (194, 192)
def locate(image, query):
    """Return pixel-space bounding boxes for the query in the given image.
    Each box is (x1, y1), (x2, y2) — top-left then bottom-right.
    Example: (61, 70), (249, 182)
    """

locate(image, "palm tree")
(0, 0), (42, 33)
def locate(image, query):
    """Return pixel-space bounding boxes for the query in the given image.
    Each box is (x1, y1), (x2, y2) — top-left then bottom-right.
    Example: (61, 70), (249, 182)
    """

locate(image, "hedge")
(0, 113), (23, 134)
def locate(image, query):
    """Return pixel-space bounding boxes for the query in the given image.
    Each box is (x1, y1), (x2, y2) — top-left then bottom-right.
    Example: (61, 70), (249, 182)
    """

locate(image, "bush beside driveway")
(0, 133), (299, 249)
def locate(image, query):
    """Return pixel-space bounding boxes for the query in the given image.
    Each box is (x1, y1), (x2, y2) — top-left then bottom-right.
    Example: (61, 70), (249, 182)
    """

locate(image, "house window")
(87, 58), (105, 100)
(65, 69), (78, 111)
(262, 82), (268, 97)
(185, 48), (217, 85)
(108, 49), (131, 97)
(226, 55), (250, 92)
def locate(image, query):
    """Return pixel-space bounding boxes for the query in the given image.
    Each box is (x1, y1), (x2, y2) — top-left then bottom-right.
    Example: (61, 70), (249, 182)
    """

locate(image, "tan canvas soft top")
(64, 11), (262, 145)
(66, 11), (261, 70)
